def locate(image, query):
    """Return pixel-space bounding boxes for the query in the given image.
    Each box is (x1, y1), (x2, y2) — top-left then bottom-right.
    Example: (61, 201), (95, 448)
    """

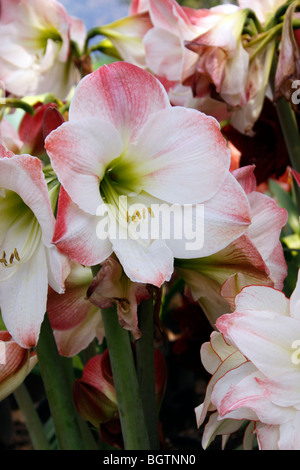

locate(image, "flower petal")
(53, 187), (113, 266)
(0, 241), (48, 348)
(216, 309), (300, 377)
(54, 308), (103, 358)
(130, 106), (231, 204)
(68, 62), (171, 145)
(0, 147), (56, 246)
(45, 118), (123, 215)
(111, 228), (173, 287)
(169, 172), (251, 258)
(246, 191), (288, 261)
(234, 285), (290, 315)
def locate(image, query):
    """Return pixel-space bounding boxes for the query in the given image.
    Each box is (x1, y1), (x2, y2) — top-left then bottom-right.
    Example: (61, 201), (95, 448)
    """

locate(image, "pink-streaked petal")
(54, 307), (104, 358)
(45, 118), (123, 215)
(47, 264), (94, 331)
(213, 363), (294, 424)
(0, 147), (55, 245)
(256, 372), (300, 408)
(0, 241), (48, 348)
(53, 187), (113, 266)
(264, 241), (287, 291)
(232, 165), (257, 194)
(149, 0), (191, 34)
(196, 350), (247, 427)
(234, 285), (290, 316)
(68, 62), (170, 145)
(130, 106), (231, 204)
(246, 191), (288, 261)
(216, 310), (300, 377)
(0, 347), (37, 402)
(130, 0), (149, 14)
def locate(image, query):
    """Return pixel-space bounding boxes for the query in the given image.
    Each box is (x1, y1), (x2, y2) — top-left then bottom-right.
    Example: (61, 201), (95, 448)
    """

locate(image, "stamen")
(0, 248), (21, 267)
(0, 251), (7, 267)
(148, 207), (155, 218)
(14, 248), (20, 261)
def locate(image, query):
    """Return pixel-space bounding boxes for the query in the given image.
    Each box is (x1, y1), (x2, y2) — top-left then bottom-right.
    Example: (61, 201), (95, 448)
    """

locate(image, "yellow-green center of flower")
(0, 189), (42, 281)
(99, 157), (155, 243)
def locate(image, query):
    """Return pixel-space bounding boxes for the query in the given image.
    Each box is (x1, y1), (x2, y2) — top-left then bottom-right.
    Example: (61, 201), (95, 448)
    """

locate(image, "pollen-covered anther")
(0, 249), (20, 267)
(126, 206), (154, 224)
(0, 251), (8, 267)
(148, 207), (155, 218)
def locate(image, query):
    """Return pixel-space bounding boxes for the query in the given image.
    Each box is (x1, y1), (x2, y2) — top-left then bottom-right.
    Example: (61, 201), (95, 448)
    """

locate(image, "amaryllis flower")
(45, 61), (251, 287)
(175, 165), (287, 324)
(0, 0), (86, 100)
(0, 144), (64, 348)
(0, 331), (37, 402)
(47, 261), (105, 358)
(186, 8), (249, 108)
(143, 0), (237, 85)
(197, 271), (300, 450)
(229, 37), (276, 135)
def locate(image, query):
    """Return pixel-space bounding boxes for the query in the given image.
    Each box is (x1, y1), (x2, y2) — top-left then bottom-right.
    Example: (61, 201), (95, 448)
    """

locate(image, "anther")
(0, 251), (8, 267)
(14, 249), (20, 261)
(148, 207), (155, 218)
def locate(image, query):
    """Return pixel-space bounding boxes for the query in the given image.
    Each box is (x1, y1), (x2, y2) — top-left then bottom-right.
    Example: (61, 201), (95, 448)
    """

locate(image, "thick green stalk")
(274, 97), (300, 172)
(101, 305), (150, 450)
(270, 57), (300, 212)
(136, 297), (159, 450)
(36, 314), (85, 450)
(0, 98), (35, 115)
(14, 383), (50, 450)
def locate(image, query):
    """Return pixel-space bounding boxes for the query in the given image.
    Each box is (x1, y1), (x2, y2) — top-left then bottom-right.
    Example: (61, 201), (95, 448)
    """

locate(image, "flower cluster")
(0, 0), (299, 452)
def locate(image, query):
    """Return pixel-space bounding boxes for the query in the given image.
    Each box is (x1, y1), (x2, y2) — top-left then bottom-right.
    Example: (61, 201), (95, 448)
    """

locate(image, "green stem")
(275, 97), (300, 172)
(14, 383), (50, 450)
(101, 305), (150, 450)
(249, 23), (282, 60)
(270, 57), (300, 213)
(61, 355), (99, 450)
(136, 296), (159, 450)
(0, 98), (35, 116)
(36, 314), (85, 450)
